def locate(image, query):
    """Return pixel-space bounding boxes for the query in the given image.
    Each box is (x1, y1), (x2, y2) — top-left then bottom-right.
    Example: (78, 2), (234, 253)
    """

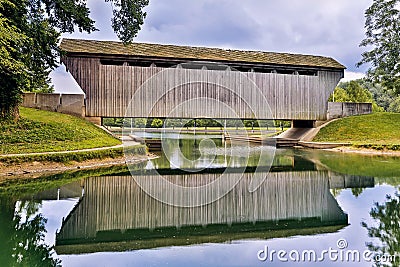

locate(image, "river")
(0, 133), (399, 266)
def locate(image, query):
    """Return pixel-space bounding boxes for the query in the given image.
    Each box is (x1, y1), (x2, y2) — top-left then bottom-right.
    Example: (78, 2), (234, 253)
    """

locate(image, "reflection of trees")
(351, 188), (365, 198)
(362, 193), (400, 267)
(0, 198), (61, 267)
(330, 188), (343, 198)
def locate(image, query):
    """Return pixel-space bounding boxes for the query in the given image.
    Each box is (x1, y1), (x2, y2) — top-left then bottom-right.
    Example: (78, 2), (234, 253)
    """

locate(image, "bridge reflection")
(54, 166), (374, 254)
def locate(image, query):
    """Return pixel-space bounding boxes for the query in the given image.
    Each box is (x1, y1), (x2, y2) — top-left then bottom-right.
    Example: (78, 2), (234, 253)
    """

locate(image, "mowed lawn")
(313, 113), (400, 149)
(0, 107), (121, 154)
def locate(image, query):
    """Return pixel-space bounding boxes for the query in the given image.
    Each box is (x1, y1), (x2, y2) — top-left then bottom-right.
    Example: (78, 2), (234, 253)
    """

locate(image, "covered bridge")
(60, 39), (345, 124)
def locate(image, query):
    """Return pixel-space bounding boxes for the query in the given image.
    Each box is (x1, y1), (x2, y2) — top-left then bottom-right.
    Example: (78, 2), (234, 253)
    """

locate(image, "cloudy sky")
(52, 0), (372, 93)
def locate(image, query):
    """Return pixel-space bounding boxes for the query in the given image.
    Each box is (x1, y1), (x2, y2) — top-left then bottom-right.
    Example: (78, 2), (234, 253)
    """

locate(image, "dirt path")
(0, 144), (125, 158)
(325, 146), (400, 156)
(0, 143), (156, 179)
(0, 155), (155, 179)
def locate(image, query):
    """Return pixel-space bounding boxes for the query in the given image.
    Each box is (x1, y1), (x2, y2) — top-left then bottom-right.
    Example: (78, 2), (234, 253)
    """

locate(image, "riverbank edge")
(321, 146), (400, 156)
(0, 144), (150, 178)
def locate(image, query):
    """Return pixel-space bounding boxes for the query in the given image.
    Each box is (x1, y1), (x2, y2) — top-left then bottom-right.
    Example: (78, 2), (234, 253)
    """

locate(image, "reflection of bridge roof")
(56, 222), (346, 255)
(60, 39), (345, 70)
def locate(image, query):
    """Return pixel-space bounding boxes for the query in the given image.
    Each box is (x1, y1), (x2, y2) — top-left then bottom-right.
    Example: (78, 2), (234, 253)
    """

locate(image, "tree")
(359, 80), (395, 111)
(351, 187), (365, 198)
(0, 0), (29, 120)
(358, 0), (400, 94)
(0, 0), (149, 120)
(329, 80), (384, 112)
(362, 193), (400, 267)
(329, 87), (351, 102)
(0, 198), (61, 266)
(388, 96), (400, 113)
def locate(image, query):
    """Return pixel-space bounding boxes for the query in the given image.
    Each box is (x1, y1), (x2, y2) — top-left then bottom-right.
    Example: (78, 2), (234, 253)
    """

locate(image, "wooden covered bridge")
(60, 39), (345, 125)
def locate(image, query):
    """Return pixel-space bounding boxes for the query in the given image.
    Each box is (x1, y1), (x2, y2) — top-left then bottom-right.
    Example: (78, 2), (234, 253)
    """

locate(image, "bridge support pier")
(85, 116), (102, 125)
(291, 120), (316, 128)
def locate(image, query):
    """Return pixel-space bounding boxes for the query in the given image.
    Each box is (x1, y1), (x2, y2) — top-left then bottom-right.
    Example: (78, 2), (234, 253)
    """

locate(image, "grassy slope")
(0, 107), (121, 154)
(313, 113), (400, 150)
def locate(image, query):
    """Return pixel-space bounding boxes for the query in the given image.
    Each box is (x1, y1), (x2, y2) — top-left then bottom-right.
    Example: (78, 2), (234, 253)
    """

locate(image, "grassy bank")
(313, 113), (400, 150)
(0, 163), (145, 198)
(0, 107), (121, 154)
(0, 145), (147, 165)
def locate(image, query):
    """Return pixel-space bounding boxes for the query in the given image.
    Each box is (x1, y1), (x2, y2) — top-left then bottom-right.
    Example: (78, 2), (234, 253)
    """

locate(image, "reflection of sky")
(39, 199), (80, 246)
(13, 135), (399, 266)
(34, 185), (395, 267)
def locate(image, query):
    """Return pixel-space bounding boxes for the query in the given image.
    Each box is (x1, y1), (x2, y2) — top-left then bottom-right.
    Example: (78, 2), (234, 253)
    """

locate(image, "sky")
(51, 0), (372, 93)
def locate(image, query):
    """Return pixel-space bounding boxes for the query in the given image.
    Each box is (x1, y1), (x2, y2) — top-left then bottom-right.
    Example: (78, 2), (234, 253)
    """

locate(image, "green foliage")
(351, 188), (365, 198)
(362, 193), (400, 267)
(360, 80), (396, 111)
(0, 164), (142, 198)
(105, 0), (149, 43)
(0, 0), (149, 119)
(134, 118), (147, 128)
(0, 0), (29, 120)
(105, 117), (281, 130)
(358, 0), (400, 94)
(313, 113), (400, 148)
(0, 107), (121, 154)
(0, 198), (61, 266)
(300, 149), (400, 179)
(341, 81), (373, 102)
(329, 80), (384, 112)
(331, 80), (373, 102)
(329, 87), (350, 102)
(388, 96), (400, 113)
(11, 212), (62, 266)
(0, 145), (146, 164)
(146, 118), (164, 128)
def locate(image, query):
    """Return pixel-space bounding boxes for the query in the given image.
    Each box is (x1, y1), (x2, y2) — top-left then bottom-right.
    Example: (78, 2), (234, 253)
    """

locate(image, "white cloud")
(341, 71), (366, 82)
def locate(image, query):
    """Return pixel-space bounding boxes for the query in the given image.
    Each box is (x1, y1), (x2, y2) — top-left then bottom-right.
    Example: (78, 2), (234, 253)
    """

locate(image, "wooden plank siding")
(61, 56), (342, 120)
(56, 171), (347, 242)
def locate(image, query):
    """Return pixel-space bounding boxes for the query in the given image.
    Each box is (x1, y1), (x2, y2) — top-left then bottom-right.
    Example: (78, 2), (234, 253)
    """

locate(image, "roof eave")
(60, 50), (346, 72)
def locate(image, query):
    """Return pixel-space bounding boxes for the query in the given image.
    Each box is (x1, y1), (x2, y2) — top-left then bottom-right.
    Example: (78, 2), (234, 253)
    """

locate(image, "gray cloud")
(55, 0), (373, 93)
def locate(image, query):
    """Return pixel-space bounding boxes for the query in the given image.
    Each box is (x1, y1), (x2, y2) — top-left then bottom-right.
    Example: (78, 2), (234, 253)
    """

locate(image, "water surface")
(0, 135), (399, 266)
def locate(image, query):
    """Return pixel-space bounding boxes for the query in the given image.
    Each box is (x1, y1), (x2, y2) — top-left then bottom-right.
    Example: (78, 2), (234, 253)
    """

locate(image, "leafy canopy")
(358, 0), (400, 94)
(329, 80), (384, 112)
(0, 0), (149, 120)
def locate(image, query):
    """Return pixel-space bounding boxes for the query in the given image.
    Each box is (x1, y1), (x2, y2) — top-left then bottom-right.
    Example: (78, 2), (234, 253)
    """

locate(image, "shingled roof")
(60, 38), (345, 70)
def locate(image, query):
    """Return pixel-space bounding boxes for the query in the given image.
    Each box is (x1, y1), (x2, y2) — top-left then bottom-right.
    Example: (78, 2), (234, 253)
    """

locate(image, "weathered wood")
(56, 171), (348, 242)
(62, 56), (343, 120)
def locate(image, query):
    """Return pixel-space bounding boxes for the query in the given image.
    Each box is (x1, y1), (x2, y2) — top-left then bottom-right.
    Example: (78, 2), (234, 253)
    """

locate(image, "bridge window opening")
(127, 61), (155, 67)
(100, 60), (125, 66)
(102, 117), (290, 132)
(99, 59), (318, 76)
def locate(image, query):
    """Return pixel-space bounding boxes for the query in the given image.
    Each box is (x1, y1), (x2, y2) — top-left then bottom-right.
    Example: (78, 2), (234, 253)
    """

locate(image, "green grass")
(308, 150), (400, 178)
(0, 163), (145, 198)
(0, 145), (147, 164)
(313, 113), (400, 150)
(0, 107), (121, 154)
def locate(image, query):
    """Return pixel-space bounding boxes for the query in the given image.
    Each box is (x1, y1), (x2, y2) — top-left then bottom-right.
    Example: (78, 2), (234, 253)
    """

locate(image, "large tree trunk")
(0, 105), (20, 122)
(11, 105), (20, 121)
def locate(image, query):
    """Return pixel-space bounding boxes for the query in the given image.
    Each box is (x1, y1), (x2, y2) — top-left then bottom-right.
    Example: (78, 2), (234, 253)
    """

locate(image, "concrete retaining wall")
(328, 102), (372, 120)
(22, 93), (85, 117)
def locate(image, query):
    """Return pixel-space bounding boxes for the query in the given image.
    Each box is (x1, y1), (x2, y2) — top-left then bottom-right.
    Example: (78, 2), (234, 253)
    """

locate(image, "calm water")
(0, 134), (399, 267)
